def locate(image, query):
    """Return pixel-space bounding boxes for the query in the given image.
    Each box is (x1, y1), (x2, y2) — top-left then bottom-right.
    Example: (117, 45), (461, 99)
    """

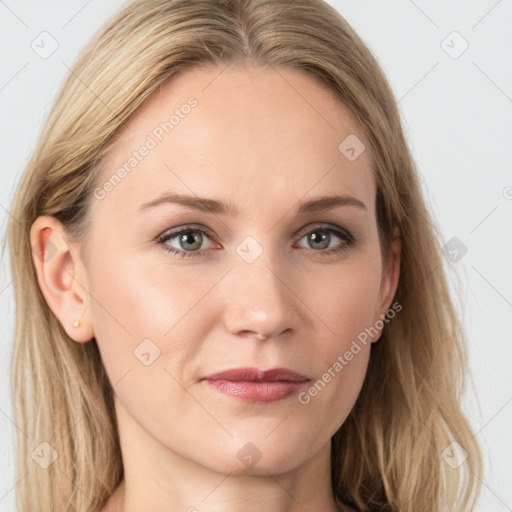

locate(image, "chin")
(190, 435), (314, 477)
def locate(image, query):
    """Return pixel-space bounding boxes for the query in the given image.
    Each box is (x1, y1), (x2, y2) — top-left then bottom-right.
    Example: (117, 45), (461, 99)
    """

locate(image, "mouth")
(201, 367), (310, 403)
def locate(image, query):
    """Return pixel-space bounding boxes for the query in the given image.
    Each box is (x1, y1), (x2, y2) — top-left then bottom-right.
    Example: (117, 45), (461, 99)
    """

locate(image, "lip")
(201, 367), (310, 403)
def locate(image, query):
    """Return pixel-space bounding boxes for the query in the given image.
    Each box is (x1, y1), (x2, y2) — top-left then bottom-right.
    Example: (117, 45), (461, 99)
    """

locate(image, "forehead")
(94, 64), (375, 219)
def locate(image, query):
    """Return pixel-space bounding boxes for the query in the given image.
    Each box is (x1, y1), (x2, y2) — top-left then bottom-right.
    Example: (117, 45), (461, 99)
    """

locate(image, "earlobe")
(30, 215), (94, 343)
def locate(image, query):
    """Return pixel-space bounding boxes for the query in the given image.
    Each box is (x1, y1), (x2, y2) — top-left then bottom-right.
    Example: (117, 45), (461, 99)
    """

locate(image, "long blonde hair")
(3, 0), (482, 510)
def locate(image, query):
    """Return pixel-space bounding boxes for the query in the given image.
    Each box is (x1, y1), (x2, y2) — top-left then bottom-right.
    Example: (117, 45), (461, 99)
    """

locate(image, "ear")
(30, 215), (94, 343)
(373, 225), (401, 341)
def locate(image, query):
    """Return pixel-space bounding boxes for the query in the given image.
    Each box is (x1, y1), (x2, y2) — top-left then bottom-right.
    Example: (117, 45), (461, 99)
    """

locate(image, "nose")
(221, 253), (300, 341)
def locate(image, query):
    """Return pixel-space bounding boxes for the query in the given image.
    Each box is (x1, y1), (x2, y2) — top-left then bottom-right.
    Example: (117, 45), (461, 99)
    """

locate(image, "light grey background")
(1, 1), (511, 511)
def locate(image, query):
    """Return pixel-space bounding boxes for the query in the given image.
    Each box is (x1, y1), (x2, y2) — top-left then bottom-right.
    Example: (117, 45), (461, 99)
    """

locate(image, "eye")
(294, 224), (355, 257)
(157, 226), (215, 258)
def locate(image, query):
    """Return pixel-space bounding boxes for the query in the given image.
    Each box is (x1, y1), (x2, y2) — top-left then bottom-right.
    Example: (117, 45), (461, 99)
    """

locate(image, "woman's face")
(65, 64), (399, 475)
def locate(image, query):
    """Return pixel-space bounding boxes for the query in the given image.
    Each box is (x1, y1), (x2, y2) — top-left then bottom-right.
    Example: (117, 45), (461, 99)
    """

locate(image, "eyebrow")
(138, 192), (367, 215)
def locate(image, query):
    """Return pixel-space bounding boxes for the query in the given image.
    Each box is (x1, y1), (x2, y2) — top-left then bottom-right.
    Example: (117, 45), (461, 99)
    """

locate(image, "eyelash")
(156, 223), (356, 259)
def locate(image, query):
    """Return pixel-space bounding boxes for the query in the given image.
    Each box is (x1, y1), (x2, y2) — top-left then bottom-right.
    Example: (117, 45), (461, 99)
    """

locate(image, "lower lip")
(204, 379), (308, 402)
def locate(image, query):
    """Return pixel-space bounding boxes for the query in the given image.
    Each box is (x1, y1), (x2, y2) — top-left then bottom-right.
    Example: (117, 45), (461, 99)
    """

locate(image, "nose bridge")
(222, 240), (297, 339)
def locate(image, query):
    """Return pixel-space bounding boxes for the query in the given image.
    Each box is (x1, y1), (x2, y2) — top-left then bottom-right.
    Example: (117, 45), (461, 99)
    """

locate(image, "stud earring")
(72, 320), (81, 329)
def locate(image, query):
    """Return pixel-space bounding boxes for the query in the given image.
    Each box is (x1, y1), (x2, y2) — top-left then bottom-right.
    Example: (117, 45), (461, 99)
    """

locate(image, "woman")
(4, 0), (482, 510)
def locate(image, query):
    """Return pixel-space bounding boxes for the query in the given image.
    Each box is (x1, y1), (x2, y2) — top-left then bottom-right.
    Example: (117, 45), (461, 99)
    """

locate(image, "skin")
(31, 63), (400, 512)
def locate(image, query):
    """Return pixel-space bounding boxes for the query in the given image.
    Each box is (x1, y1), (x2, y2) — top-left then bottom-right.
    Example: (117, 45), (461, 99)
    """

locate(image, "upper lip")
(202, 367), (309, 382)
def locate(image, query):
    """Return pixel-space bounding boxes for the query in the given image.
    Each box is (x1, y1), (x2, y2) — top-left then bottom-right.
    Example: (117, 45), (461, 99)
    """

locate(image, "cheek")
(312, 251), (382, 349)
(295, 252), (381, 431)
(86, 253), (206, 433)
(86, 247), (219, 383)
